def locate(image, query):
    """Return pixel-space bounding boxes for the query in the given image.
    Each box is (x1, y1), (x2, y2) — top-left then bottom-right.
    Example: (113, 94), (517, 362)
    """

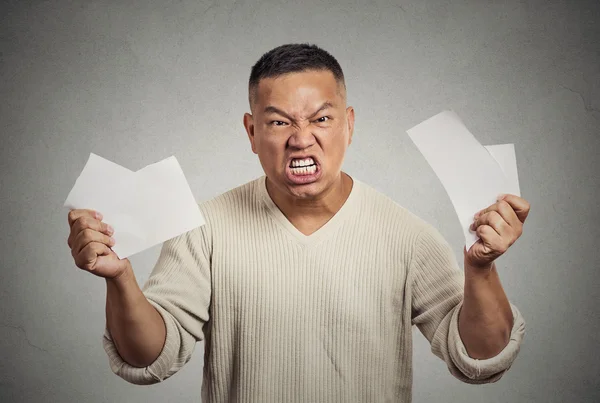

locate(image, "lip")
(285, 154), (322, 185)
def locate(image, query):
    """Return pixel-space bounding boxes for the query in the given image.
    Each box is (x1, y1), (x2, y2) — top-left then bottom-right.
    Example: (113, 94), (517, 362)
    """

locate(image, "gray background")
(1, 0), (599, 402)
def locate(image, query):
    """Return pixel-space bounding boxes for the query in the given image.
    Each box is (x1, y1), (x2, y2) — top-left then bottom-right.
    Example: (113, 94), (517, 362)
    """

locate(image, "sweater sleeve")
(102, 221), (212, 385)
(410, 224), (525, 384)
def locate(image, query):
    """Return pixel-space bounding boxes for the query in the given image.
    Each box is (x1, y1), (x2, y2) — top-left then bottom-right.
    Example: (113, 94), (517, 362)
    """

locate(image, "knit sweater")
(103, 175), (525, 402)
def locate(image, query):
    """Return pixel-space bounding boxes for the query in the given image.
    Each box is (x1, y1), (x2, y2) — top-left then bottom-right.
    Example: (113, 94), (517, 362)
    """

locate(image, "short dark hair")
(248, 43), (346, 106)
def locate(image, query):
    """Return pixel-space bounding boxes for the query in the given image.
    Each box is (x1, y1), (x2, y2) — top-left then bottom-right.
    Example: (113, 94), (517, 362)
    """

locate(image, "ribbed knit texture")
(103, 175), (525, 402)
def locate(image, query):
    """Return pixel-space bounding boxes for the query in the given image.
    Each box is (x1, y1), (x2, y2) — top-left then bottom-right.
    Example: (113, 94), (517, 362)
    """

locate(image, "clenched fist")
(67, 209), (129, 278)
(465, 194), (531, 269)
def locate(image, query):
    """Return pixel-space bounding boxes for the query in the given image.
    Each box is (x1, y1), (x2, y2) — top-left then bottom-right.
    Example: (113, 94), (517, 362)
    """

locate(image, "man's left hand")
(466, 194), (531, 269)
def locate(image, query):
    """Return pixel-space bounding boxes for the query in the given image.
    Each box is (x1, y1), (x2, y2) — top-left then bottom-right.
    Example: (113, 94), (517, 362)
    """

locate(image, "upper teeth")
(291, 158), (315, 167)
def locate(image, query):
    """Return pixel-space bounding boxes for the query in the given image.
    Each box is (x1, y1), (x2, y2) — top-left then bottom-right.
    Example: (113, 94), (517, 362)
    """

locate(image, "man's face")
(244, 69), (355, 200)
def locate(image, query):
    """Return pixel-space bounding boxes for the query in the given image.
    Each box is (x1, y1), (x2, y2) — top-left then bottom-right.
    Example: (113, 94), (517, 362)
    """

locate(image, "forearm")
(105, 262), (167, 368)
(458, 262), (514, 359)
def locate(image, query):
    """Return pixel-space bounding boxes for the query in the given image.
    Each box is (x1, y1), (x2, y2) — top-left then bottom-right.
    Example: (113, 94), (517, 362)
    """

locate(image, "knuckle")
(94, 241), (106, 255)
(82, 228), (95, 241)
(72, 222), (83, 236)
(516, 226), (523, 237)
(79, 216), (90, 228)
(78, 248), (94, 269)
(489, 212), (502, 226)
(74, 254), (85, 268)
(498, 202), (510, 214)
(85, 242), (96, 253)
(70, 220), (81, 234)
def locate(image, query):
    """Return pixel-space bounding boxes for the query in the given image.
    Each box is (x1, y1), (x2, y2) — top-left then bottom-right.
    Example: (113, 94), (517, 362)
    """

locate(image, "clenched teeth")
(290, 165), (317, 175)
(291, 158), (315, 167)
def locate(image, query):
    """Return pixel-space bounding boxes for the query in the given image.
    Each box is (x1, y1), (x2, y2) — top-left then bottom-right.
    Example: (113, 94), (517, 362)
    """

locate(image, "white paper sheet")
(484, 144), (521, 197)
(407, 111), (520, 250)
(64, 153), (205, 258)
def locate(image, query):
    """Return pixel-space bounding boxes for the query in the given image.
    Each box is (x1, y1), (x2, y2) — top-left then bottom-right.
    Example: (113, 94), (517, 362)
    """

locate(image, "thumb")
(498, 194), (530, 223)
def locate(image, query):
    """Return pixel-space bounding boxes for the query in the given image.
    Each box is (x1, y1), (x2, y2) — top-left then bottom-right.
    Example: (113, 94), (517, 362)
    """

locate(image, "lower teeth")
(291, 165), (316, 175)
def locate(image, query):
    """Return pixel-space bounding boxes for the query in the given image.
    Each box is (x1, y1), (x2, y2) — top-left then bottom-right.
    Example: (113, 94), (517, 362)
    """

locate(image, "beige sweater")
(103, 175), (525, 402)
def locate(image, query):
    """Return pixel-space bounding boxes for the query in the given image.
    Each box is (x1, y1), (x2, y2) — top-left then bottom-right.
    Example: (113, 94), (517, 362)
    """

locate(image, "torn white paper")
(64, 153), (205, 258)
(407, 111), (520, 250)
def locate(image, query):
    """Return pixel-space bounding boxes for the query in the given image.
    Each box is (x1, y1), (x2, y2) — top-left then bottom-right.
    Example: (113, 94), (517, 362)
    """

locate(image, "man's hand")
(67, 209), (129, 279)
(466, 194), (531, 269)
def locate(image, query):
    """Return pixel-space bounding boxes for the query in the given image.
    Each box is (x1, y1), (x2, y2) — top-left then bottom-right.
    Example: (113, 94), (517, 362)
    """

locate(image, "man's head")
(244, 43), (355, 201)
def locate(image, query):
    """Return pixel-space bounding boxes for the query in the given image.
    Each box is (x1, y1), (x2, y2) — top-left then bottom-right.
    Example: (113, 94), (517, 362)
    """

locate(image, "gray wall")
(1, 0), (599, 402)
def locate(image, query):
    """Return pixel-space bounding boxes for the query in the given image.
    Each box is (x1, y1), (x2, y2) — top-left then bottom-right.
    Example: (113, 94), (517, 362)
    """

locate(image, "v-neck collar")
(256, 175), (361, 246)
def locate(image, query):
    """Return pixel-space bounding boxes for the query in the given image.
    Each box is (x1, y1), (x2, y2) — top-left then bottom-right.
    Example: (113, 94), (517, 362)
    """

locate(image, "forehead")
(253, 70), (344, 110)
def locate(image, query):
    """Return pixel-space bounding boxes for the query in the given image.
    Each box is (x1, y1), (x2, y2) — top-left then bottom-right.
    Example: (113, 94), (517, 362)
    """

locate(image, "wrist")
(464, 260), (495, 280)
(106, 260), (134, 287)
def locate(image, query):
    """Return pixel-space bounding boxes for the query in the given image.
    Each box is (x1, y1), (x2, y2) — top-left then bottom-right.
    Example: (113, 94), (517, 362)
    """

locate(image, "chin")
(267, 172), (325, 200)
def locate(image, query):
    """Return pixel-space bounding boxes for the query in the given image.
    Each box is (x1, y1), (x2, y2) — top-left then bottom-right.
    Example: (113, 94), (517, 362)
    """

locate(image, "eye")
(270, 120), (288, 127)
(316, 116), (330, 123)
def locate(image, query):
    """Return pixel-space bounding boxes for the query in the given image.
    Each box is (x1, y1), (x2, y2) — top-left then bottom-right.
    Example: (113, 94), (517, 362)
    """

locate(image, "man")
(67, 44), (529, 402)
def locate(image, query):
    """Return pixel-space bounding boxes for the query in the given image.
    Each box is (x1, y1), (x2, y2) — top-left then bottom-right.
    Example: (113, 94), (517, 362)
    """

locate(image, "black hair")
(248, 43), (345, 106)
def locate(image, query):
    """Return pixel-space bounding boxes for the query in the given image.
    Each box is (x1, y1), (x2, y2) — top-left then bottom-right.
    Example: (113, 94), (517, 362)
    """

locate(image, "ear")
(346, 106), (355, 145)
(243, 113), (258, 154)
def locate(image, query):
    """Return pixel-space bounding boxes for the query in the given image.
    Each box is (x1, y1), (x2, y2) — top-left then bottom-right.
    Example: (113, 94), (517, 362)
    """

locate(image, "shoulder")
(196, 177), (263, 228)
(353, 178), (454, 251)
(354, 178), (430, 234)
(184, 178), (261, 247)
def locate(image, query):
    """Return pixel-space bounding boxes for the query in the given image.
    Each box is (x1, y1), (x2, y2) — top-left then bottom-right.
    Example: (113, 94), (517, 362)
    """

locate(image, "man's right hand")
(67, 209), (129, 279)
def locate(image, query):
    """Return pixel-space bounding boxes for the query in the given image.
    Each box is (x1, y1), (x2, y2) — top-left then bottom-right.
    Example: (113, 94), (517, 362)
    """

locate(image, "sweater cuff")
(102, 299), (181, 385)
(448, 301), (526, 383)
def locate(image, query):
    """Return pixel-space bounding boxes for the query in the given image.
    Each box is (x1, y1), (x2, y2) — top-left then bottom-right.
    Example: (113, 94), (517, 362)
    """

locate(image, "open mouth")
(285, 156), (321, 184)
(289, 157), (317, 176)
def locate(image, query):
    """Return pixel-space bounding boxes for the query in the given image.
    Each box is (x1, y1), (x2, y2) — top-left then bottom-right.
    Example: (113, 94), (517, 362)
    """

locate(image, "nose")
(287, 125), (316, 150)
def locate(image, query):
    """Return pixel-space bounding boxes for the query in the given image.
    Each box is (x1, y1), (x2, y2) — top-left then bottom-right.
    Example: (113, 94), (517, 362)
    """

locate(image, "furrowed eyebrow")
(264, 106), (294, 122)
(263, 102), (334, 122)
(307, 102), (334, 120)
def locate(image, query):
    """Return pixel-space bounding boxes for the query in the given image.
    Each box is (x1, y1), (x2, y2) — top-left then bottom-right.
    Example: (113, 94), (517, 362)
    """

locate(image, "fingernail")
(474, 211), (481, 219)
(109, 237), (115, 246)
(107, 225), (114, 235)
(95, 211), (103, 220)
(497, 194), (506, 201)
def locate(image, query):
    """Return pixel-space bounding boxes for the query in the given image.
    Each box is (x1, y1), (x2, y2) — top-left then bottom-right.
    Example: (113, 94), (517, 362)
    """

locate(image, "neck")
(265, 173), (353, 234)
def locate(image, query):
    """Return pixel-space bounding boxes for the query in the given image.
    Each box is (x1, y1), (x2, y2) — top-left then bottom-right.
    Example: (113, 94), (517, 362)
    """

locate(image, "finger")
(471, 211), (510, 237)
(479, 199), (521, 229)
(69, 215), (101, 247)
(75, 242), (111, 272)
(476, 225), (509, 254)
(71, 216), (114, 240)
(497, 194), (530, 223)
(72, 228), (115, 255)
(68, 209), (103, 227)
(69, 216), (114, 247)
